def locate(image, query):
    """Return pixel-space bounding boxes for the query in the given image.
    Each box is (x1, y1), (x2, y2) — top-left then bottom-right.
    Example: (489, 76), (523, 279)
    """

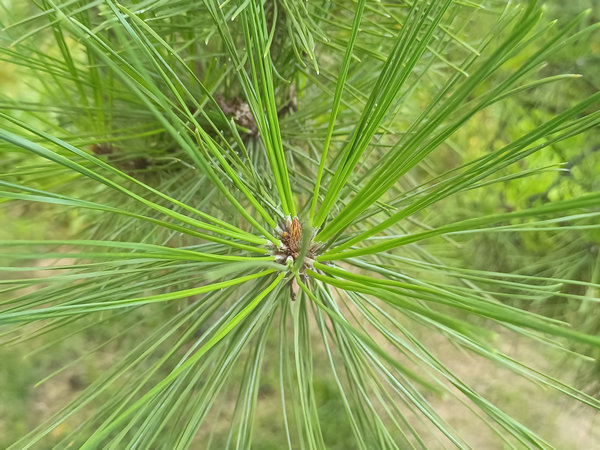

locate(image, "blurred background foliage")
(0, 0), (599, 448)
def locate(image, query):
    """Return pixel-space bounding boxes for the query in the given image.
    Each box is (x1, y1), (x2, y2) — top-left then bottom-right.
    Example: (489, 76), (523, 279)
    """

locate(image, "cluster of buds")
(268, 216), (324, 300)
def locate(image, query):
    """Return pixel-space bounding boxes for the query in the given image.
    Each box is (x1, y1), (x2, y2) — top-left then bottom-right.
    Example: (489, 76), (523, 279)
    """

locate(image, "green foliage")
(0, 0), (599, 448)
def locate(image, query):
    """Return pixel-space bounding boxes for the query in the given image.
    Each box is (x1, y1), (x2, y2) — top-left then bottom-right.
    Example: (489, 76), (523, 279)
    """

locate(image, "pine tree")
(1, 0), (599, 447)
